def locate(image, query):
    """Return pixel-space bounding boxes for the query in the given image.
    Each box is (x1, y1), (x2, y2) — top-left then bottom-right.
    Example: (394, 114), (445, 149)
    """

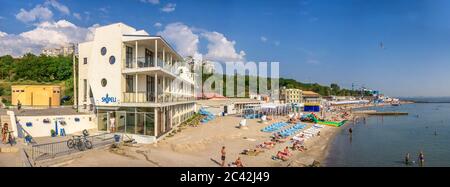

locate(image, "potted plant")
(50, 129), (56, 137)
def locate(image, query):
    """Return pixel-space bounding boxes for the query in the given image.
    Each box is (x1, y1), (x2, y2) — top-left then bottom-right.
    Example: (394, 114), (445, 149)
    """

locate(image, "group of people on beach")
(405, 151), (425, 166)
(220, 146), (244, 167)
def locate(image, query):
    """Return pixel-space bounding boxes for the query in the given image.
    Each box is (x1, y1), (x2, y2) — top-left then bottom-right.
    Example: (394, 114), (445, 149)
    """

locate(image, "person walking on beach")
(419, 151), (425, 167)
(405, 153), (410, 165)
(220, 146), (226, 167)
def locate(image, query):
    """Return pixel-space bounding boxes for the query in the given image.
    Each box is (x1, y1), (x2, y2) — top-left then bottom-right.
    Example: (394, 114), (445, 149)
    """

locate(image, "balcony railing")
(124, 58), (195, 82)
(123, 92), (155, 103)
(122, 92), (195, 103)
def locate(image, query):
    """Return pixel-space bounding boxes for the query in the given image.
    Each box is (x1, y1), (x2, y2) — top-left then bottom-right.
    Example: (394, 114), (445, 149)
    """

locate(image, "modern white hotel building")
(76, 23), (196, 142)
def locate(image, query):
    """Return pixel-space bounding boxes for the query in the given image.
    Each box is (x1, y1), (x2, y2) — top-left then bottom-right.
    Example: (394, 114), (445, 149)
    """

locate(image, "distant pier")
(354, 110), (408, 116)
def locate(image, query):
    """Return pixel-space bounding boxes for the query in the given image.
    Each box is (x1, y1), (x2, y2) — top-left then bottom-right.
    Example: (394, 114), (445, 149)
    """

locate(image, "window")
(101, 78), (107, 87)
(101, 47), (107, 56)
(126, 75), (134, 92)
(83, 57), (87, 64)
(109, 56), (115, 64)
(83, 79), (87, 102)
(126, 46), (133, 68)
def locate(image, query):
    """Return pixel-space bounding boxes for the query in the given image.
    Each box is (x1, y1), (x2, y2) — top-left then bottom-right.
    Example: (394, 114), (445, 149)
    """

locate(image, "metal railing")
(123, 92), (155, 103)
(122, 92), (195, 103)
(26, 133), (115, 162)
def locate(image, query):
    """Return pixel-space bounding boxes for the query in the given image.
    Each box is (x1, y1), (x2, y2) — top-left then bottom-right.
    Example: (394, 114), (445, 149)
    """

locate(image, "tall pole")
(73, 43), (78, 111)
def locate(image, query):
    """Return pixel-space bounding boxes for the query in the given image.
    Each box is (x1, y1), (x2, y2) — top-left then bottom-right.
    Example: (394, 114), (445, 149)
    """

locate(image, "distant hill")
(201, 73), (370, 97)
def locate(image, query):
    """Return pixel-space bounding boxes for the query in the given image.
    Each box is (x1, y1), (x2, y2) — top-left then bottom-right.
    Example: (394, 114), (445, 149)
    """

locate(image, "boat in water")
(391, 101), (400, 106)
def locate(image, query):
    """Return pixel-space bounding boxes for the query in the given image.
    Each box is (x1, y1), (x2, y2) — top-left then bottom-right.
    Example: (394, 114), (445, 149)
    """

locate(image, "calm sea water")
(325, 103), (450, 167)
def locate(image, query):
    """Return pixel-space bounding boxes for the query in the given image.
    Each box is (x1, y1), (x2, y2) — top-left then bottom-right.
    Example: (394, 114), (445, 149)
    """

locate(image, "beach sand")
(65, 113), (347, 167)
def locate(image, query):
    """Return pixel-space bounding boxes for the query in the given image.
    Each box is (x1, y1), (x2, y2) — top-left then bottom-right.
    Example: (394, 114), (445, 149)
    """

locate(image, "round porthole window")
(109, 56), (115, 64)
(101, 47), (107, 56)
(101, 78), (107, 87)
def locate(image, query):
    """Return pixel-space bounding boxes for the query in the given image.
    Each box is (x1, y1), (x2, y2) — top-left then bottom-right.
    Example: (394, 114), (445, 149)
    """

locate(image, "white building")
(42, 44), (75, 57)
(76, 23), (196, 143)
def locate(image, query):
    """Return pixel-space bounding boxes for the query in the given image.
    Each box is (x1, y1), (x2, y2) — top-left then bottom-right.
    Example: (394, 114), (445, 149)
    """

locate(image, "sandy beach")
(63, 106), (362, 167)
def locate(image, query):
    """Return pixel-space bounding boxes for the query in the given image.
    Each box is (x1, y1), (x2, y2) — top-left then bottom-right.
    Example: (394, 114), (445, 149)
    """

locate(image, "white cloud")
(158, 22), (246, 63)
(140, 0), (160, 4)
(157, 22), (202, 60)
(45, 0), (70, 15)
(161, 3), (176, 13)
(202, 31), (245, 62)
(0, 20), (98, 57)
(73, 13), (82, 20)
(260, 36), (268, 42)
(0, 31), (7, 38)
(16, 5), (53, 23)
(154, 22), (162, 27)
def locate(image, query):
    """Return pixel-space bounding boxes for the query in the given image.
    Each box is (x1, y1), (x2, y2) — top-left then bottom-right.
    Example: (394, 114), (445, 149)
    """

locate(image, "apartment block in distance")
(280, 87), (303, 104)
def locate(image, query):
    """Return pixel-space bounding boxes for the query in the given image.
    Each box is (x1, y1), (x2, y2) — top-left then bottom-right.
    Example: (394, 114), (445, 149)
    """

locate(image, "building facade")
(11, 85), (61, 107)
(280, 88), (303, 104)
(42, 44), (75, 57)
(302, 91), (322, 104)
(76, 23), (196, 142)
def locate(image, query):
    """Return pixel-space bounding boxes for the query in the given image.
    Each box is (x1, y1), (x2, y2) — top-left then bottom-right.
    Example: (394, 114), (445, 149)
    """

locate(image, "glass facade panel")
(145, 112), (154, 136)
(116, 111), (126, 133)
(126, 112), (136, 134)
(136, 112), (145, 135)
(98, 112), (108, 131)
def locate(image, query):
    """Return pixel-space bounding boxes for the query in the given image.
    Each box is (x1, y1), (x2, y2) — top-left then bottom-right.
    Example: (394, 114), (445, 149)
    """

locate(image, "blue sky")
(1, 0), (450, 97)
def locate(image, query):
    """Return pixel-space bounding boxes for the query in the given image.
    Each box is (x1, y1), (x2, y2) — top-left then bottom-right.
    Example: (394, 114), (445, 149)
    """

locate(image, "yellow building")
(11, 85), (61, 106)
(280, 88), (303, 104)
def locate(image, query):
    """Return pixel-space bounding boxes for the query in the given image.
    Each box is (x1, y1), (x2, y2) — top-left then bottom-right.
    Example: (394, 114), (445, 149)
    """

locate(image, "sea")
(324, 97), (450, 167)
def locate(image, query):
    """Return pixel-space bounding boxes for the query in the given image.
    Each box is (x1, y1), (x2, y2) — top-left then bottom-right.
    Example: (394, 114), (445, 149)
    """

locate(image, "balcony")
(123, 58), (195, 84)
(122, 92), (195, 104)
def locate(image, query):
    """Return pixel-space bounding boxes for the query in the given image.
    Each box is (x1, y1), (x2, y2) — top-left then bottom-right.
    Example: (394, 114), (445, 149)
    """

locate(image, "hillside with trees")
(0, 54), (74, 105)
(201, 72), (369, 97)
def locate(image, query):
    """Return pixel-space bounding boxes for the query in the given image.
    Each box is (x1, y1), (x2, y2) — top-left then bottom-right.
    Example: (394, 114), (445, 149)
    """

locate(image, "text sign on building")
(101, 94), (117, 104)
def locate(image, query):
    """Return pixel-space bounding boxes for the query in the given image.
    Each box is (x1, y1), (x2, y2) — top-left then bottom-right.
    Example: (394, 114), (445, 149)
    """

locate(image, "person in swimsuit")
(221, 146), (226, 167)
(1, 123), (8, 144)
(419, 151), (425, 167)
(234, 157), (244, 167)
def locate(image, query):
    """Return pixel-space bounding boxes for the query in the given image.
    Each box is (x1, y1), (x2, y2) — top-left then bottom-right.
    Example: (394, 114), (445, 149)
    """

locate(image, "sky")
(1, 0), (450, 97)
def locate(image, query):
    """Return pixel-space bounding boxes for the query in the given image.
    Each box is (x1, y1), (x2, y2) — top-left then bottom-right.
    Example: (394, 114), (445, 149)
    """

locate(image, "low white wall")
(17, 114), (97, 138)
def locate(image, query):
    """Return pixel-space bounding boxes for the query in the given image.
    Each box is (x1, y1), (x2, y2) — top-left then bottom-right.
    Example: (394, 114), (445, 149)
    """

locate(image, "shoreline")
(61, 102), (410, 167)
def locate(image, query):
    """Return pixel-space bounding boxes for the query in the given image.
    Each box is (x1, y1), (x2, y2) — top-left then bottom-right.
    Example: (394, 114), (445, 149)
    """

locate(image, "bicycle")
(67, 135), (93, 151)
(7, 131), (15, 146)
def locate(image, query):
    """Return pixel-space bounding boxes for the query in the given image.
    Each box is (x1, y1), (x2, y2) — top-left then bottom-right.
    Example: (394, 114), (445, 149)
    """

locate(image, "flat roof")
(0, 108), (89, 116)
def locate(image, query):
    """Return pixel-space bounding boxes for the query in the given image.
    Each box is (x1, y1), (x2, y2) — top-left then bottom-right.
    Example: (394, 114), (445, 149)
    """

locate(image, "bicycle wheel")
(9, 137), (15, 146)
(67, 139), (75, 149)
(85, 140), (93, 149)
(76, 140), (86, 151)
